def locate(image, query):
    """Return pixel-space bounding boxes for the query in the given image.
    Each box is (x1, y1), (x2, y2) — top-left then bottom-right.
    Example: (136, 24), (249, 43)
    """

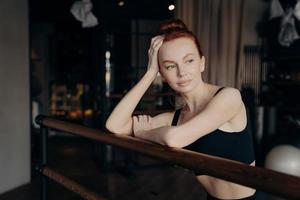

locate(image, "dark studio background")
(1, 0), (300, 199)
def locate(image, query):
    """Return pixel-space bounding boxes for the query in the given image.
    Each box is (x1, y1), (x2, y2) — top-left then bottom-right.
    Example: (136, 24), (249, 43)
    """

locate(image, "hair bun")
(158, 19), (188, 34)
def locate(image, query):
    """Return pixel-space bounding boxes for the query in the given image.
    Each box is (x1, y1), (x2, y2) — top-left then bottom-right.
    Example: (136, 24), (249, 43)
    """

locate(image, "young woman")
(106, 19), (264, 200)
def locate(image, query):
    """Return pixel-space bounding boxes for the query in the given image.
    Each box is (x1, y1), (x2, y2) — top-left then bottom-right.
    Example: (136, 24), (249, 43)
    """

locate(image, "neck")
(180, 81), (213, 113)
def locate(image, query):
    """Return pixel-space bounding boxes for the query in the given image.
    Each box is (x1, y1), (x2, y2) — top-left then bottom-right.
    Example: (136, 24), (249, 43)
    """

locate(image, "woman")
(106, 19), (263, 200)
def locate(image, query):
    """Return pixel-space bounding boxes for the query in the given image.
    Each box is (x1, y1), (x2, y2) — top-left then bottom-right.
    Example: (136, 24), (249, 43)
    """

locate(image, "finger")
(155, 41), (164, 51)
(143, 115), (148, 122)
(132, 116), (138, 123)
(151, 35), (164, 42)
(138, 115), (143, 122)
(149, 36), (164, 54)
(155, 35), (164, 40)
(153, 41), (163, 50)
(153, 41), (164, 53)
(145, 115), (149, 122)
(136, 116), (141, 123)
(132, 116), (138, 135)
(152, 37), (164, 48)
(151, 36), (164, 47)
(148, 43), (161, 57)
(140, 115), (145, 122)
(148, 48), (154, 56)
(147, 115), (152, 123)
(153, 37), (164, 45)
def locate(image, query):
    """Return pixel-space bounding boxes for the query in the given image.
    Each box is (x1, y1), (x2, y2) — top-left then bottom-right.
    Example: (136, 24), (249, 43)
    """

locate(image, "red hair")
(158, 19), (204, 57)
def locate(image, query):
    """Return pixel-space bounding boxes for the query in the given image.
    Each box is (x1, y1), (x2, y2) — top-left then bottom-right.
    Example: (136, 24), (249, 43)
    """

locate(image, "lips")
(177, 80), (192, 87)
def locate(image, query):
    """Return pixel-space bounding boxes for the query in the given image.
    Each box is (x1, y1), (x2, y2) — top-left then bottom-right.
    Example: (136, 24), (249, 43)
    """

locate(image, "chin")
(173, 84), (195, 94)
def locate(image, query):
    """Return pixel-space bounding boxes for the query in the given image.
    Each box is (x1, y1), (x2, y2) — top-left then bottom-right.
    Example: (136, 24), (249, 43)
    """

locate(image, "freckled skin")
(158, 38), (205, 94)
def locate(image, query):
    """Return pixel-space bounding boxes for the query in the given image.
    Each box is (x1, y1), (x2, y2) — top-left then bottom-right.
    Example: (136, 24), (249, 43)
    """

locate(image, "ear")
(200, 56), (205, 72)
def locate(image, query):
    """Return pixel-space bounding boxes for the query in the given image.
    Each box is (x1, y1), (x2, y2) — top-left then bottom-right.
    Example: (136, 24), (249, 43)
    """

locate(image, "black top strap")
(171, 108), (182, 126)
(172, 87), (225, 126)
(214, 87), (225, 96)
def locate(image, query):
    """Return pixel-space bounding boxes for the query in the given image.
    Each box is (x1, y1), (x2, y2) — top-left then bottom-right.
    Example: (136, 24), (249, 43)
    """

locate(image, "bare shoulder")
(212, 87), (242, 104)
(205, 87), (244, 119)
(214, 87), (246, 130)
(216, 87), (241, 98)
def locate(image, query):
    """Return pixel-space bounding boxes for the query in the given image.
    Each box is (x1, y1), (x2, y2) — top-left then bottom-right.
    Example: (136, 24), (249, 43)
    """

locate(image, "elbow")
(105, 121), (111, 130)
(163, 129), (184, 148)
(105, 120), (131, 135)
(105, 121), (115, 133)
(105, 120), (120, 134)
(165, 139), (184, 148)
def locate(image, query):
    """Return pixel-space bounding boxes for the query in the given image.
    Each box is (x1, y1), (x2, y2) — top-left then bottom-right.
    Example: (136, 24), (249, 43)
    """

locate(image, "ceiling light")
(168, 4), (175, 11)
(118, 1), (125, 7)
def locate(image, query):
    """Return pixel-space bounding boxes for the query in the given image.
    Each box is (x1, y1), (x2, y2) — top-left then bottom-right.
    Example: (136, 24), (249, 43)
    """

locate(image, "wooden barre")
(42, 166), (106, 200)
(36, 116), (300, 200)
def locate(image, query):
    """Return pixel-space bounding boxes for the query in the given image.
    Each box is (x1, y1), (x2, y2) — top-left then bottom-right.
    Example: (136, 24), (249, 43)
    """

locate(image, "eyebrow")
(162, 53), (194, 63)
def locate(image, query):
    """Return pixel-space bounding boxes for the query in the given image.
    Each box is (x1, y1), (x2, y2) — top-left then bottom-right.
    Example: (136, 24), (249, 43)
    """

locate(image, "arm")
(134, 88), (244, 148)
(105, 36), (164, 135)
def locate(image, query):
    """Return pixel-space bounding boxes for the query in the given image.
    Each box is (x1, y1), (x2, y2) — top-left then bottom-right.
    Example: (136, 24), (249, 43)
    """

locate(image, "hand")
(147, 35), (164, 75)
(132, 115), (153, 137)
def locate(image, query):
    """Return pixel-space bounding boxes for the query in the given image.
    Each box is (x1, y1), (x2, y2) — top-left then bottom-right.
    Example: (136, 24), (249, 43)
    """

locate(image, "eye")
(186, 59), (194, 63)
(166, 65), (176, 70)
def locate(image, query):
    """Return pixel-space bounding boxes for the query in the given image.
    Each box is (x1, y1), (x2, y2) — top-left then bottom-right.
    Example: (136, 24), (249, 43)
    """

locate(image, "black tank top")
(171, 87), (255, 169)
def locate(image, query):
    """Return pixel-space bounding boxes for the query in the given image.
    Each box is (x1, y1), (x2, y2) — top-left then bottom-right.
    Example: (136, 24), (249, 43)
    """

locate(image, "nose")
(177, 65), (187, 77)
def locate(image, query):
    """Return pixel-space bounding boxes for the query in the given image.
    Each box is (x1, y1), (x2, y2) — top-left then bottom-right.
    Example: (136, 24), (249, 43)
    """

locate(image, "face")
(158, 37), (204, 93)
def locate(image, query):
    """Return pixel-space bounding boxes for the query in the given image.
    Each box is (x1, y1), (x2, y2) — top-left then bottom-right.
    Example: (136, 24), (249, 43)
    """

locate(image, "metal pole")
(36, 115), (49, 200)
(40, 125), (48, 200)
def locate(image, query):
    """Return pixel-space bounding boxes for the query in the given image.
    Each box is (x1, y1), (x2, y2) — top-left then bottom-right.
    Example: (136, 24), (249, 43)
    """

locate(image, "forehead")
(159, 37), (198, 60)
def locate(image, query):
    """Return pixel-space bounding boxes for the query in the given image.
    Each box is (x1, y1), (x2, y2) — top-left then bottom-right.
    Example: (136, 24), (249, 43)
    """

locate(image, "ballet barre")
(35, 115), (300, 200)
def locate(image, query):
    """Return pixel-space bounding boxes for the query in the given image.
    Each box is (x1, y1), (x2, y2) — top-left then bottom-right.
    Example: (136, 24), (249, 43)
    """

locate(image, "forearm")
(136, 127), (167, 145)
(105, 70), (157, 134)
(135, 126), (178, 147)
(136, 125), (189, 148)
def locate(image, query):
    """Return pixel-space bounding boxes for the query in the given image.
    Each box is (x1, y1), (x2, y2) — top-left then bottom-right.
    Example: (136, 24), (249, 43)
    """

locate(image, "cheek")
(162, 75), (177, 88)
(190, 62), (202, 73)
(159, 71), (169, 82)
(158, 70), (171, 84)
(158, 65), (169, 79)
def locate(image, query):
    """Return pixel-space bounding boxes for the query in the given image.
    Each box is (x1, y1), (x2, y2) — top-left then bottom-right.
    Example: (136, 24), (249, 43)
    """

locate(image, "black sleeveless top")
(171, 87), (255, 170)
